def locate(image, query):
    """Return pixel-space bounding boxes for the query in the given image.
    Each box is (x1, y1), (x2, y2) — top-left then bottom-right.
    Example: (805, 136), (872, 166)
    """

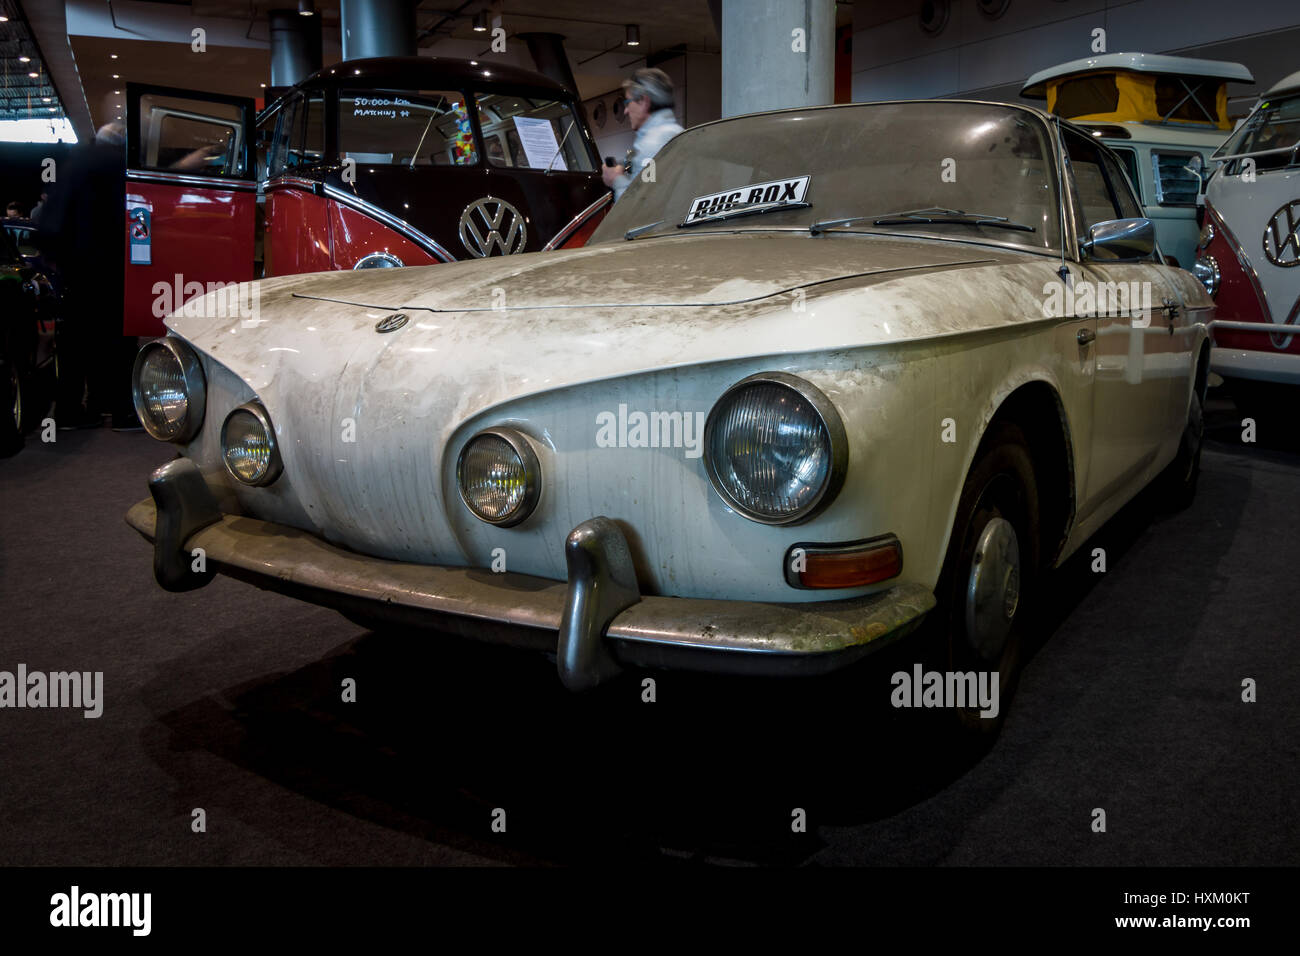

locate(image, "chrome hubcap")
(964, 516), (1020, 661)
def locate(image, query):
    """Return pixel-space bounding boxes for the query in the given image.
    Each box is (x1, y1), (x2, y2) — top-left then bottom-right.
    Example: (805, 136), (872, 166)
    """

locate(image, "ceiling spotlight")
(626, 24), (640, 46)
(19, 56), (30, 63)
(42, 97), (51, 103)
(260, 83), (267, 88)
(112, 73), (120, 79)
(49, 107), (57, 112)
(473, 12), (488, 32)
(110, 54), (118, 59)
(28, 71), (38, 78)
(297, 0), (315, 15)
(0, 16), (8, 23)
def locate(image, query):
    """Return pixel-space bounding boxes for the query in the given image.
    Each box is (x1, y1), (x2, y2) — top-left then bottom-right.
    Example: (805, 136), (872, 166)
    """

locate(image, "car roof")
(1265, 70), (1300, 96)
(686, 97), (1060, 134)
(1021, 52), (1254, 97)
(263, 55), (571, 114)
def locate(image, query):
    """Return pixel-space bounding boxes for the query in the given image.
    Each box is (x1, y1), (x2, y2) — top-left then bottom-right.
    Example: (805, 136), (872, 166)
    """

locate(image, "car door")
(1064, 129), (1174, 508)
(124, 84), (256, 336)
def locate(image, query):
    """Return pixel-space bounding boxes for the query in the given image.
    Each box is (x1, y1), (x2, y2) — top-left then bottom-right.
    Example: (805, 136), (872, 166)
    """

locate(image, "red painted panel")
(555, 204), (609, 249)
(123, 182), (254, 336)
(265, 188), (334, 276)
(1202, 203), (1299, 353)
(327, 201), (441, 270)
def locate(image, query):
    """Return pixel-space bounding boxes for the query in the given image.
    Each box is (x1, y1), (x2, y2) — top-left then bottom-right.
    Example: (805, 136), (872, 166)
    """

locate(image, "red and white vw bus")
(122, 56), (610, 336)
(1195, 71), (1300, 404)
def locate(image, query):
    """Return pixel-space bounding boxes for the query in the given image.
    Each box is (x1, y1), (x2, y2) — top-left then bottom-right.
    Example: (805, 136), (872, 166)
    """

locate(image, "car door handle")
(1076, 327), (1095, 346)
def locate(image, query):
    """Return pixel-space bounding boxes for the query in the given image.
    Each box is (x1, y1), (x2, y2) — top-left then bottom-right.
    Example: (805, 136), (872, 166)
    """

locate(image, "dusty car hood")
(283, 231), (998, 311)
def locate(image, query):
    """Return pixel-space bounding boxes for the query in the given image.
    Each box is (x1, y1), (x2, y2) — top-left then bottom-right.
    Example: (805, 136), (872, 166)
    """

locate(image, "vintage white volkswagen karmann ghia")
(126, 100), (1210, 729)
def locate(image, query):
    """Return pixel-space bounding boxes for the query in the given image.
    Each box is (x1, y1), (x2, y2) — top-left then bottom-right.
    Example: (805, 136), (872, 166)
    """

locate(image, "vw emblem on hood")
(375, 312), (409, 334)
(1263, 200), (1300, 268)
(459, 196), (527, 257)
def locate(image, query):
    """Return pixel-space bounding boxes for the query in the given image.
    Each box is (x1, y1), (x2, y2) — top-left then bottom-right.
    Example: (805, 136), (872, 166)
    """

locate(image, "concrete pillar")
(340, 0), (416, 62)
(721, 0), (834, 118)
(269, 9), (322, 88)
(518, 33), (579, 95)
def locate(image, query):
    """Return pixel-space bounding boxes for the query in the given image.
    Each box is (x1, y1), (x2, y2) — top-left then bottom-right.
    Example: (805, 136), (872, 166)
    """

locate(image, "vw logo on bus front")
(458, 196), (528, 257)
(1263, 200), (1300, 268)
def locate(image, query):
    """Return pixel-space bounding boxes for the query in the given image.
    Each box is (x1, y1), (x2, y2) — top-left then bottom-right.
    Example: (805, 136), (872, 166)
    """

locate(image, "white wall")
(852, 0), (1300, 109)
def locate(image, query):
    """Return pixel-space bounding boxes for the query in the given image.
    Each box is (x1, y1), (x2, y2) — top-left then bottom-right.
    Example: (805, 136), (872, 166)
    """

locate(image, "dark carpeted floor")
(0, 389), (1296, 866)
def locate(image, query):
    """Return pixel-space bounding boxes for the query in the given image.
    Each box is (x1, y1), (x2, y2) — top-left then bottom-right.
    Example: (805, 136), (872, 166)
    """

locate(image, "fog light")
(784, 535), (902, 589)
(457, 428), (540, 526)
(221, 402), (282, 486)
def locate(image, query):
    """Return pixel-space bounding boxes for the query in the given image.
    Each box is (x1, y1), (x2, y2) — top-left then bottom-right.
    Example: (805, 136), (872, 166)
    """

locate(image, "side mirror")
(1083, 217), (1155, 260)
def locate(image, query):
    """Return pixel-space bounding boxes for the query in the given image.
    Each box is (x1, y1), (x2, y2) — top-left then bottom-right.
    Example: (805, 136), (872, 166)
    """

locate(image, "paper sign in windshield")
(685, 175), (811, 222)
(513, 116), (566, 171)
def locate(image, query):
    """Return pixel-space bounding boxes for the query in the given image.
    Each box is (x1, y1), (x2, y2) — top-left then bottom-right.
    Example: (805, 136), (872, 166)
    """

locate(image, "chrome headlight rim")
(131, 337), (206, 443)
(1192, 254), (1220, 296)
(703, 371), (849, 526)
(220, 401), (283, 487)
(353, 251), (405, 269)
(456, 426), (541, 527)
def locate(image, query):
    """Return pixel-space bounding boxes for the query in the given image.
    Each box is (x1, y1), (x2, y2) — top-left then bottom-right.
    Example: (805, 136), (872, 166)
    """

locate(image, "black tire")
(929, 422), (1040, 740)
(1158, 381), (1203, 510)
(0, 361), (23, 457)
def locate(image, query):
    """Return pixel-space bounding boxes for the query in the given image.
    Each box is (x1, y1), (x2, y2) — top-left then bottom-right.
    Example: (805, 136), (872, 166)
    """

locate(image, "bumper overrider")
(126, 458), (935, 690)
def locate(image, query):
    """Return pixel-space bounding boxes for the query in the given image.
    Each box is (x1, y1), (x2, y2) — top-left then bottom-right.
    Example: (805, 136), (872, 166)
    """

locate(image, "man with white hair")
(602, 67), (684, 201)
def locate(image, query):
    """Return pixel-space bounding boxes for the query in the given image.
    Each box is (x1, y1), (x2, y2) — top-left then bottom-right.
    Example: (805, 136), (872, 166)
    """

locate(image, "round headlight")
(131, 338), (205, 442)
(456, 428), (540, 526)
(354, 251), (404, 269)
(1198, 221), (1215, 250)
(221, 402), (282, 486)
(704, 372), (848, 525)
(1192, 254), (1220, 296)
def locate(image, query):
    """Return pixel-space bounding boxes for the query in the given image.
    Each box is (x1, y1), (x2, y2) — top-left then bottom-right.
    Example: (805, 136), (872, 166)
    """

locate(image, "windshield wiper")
(624, 220), (665, 240)
(812, 207), (1035, 234)
(678, 199), (811, 228)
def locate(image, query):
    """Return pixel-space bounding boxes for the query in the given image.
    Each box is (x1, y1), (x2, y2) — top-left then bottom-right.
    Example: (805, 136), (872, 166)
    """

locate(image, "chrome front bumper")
(126, 459), (935, 690)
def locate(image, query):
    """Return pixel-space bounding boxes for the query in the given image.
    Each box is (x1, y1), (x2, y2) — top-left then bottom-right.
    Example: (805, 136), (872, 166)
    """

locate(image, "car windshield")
(1214, 92), (1300, 172)
(591, 101), (1062, 253)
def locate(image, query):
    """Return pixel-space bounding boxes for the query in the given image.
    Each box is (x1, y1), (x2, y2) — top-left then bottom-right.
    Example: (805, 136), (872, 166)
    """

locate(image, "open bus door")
(124, 83), (256, 336)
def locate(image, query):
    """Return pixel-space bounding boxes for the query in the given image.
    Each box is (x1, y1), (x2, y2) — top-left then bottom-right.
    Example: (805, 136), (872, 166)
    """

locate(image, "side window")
(268, 96), (301, 177)
(254, 109), (279, 181)
(135, 92), (247, 176)
(1099, 149), (1144, 219)
(288, 94), (325, 169)
(1109, 146), (1142, 203)
(1150, 151), (1202, 206)
(1064, 131), (1122, 232)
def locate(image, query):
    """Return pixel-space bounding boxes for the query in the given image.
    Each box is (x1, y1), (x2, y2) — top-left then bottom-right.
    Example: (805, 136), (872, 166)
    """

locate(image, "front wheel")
(1157, 383), (1203, 510)
(0, 362), (23, 457)
(930, 423), (1040, 739)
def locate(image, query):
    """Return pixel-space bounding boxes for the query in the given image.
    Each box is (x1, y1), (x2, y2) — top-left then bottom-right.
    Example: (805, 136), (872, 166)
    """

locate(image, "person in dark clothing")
(39, 122), (135, 430)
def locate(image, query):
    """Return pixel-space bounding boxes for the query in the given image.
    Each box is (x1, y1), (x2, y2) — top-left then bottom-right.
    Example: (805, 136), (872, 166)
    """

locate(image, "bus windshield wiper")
(678, 199), (811, 228)
(811, 207), (1035, 234)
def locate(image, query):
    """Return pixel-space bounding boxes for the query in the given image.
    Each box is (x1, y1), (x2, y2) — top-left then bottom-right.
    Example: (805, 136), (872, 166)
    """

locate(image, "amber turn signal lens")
(785, 535), (902, 589)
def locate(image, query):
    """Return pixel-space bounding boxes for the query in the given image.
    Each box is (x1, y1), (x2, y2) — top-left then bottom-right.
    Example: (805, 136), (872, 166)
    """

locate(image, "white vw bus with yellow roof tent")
(1022, 53), (1253, 268)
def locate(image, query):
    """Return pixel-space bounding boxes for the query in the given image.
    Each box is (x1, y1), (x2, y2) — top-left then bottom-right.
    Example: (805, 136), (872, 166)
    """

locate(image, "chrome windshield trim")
(542, 193), (612, 251)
